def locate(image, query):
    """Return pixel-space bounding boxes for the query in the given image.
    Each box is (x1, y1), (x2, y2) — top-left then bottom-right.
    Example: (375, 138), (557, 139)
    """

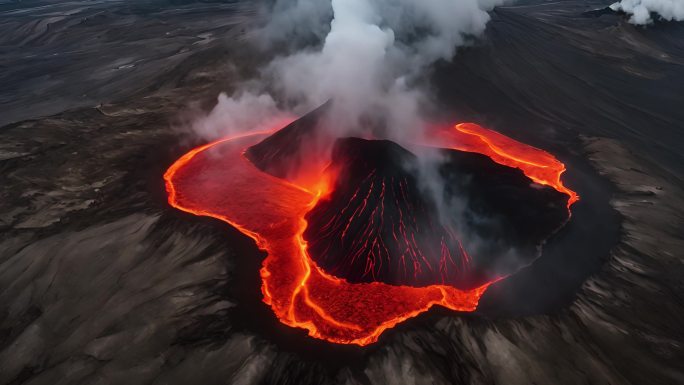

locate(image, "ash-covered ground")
(1, 1), (683, 384)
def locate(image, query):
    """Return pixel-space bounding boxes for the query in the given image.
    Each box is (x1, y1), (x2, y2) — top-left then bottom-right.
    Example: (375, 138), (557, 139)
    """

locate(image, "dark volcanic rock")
(438, 148), (569, 267)
(581, 7), (617, 18)
(245, 101), (331, 179)
(302, 137), (568, 288)
(305, 137), (468, 287)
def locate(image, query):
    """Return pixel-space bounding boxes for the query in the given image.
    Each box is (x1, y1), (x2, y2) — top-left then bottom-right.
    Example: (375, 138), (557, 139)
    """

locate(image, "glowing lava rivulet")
(164, 122), (578, 346)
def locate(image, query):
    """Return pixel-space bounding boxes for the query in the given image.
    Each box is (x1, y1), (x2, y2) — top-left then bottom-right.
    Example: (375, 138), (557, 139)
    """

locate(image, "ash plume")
(610, 0), (684, 24)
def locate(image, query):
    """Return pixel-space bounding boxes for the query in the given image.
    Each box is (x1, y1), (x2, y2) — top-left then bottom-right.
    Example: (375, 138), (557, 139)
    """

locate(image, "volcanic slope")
(246, 110), (569, 288)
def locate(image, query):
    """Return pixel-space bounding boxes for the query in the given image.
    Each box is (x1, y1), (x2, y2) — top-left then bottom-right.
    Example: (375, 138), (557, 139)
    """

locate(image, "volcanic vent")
(246, 109), (570, 289)
(167, 106), (578, 345)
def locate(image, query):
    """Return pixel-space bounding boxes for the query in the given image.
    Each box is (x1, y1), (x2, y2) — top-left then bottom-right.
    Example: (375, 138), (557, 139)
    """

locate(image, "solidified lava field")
(1, 1), (683, 385)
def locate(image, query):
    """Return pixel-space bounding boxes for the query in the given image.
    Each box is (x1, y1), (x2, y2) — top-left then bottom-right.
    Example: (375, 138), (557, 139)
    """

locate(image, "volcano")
(303, 137), (569, 288)
(246, 105), (570, 289)
(165, 105), (578, 345)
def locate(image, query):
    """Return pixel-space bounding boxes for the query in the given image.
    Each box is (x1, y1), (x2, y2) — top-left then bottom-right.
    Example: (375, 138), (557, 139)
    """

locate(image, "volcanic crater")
(168, 102), (579, 345)
(247, 107), (571, 290)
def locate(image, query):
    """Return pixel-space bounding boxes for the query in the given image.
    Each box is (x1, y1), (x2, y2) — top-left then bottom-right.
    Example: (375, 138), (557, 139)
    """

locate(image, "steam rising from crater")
(192, 0), (507, 141)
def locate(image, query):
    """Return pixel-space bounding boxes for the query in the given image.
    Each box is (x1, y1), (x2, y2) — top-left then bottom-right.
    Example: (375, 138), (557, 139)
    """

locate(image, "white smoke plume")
(193, 0), (507, 141)
(610, 0), (684, 25)
(189, 92), (288, 139)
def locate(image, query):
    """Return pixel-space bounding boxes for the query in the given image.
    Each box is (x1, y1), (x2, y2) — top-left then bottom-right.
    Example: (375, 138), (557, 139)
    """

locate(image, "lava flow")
(433, 123), (579, 207)
(164, 121), (578, 346)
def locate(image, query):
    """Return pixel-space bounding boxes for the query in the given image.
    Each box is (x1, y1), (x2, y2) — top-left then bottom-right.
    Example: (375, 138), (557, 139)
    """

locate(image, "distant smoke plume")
(192, 0), (507, 140)
(610, 0), (684, 25)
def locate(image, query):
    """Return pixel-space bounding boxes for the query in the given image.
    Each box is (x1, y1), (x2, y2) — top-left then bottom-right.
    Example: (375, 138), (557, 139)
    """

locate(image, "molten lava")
(440, 123), (579, 206)
(164, 121), (578, 346)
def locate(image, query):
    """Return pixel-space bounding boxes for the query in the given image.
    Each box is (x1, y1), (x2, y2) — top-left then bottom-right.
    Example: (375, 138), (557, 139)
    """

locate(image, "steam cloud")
(192, 0), (507, 141)
(610, 0), (684, 25)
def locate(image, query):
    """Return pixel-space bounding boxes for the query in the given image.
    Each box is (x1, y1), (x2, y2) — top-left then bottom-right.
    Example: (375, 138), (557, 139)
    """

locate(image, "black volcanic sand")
(1, 1), (683, 385)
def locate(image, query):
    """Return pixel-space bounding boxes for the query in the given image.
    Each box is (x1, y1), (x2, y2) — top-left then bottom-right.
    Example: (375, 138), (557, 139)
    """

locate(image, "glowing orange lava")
(164, 122), (578, 346)
(434, 123), (579, 207)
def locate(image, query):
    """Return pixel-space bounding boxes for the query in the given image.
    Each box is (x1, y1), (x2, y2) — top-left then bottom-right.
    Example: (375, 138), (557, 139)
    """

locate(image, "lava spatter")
(164, 120), (578, 346)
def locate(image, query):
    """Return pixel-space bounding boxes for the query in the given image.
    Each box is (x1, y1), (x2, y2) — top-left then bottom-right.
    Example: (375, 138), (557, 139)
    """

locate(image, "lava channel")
(164, 121), (578, 346)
